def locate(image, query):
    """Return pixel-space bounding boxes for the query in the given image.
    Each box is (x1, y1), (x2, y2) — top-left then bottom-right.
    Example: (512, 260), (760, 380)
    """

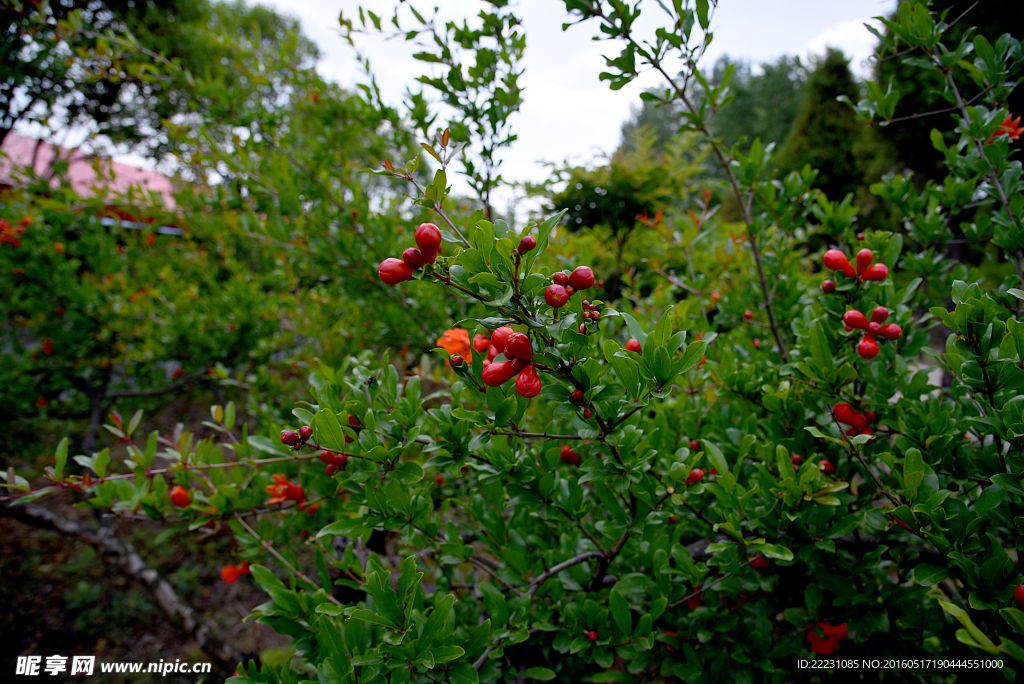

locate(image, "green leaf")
(417, 594), (455, 653)
(696, 0), (709, 29)
(350, 608), (399, 629)
(431, 645), (466, 664)
(940, 600), (997, 651)
(93, 449), (110, 478)
(609, 589), (632, 635)
(315, 603), (346, 616)
(518, 668), (556, 681)
(54, 437), (68, 480)
(751, 543), (793, 562)
(903, 448), (925, 501)
(704, 441), (728, 473)
(249, 564), (284, 592)
(912, 563), (948, 586)
(808, 320), (834, 374)
(314, 409), (347, 451)
(1003, 608), (1024, 635)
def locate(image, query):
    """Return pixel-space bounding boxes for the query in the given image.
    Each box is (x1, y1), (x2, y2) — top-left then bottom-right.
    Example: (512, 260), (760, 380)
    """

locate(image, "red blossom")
(807, 622), (848, 655)
(265, 474), (306, 506)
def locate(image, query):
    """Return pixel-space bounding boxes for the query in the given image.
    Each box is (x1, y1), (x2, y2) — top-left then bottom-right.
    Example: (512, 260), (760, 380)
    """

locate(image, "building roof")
(0, 132), (176, 208)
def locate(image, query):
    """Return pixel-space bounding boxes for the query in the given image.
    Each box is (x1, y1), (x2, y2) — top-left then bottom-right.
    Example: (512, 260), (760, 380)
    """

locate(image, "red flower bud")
(823, 249), (856, 277)
(855, 248), (874, 275)
(583, 407), (592, 419)
(552, 272), (569, 286)
(686, 468), (705, 485)
(743, 310), (753, 320)
(857, 336), (880, 359)
(414, 223), (442, 262)
(587, 630), (598, 642)
(281, 430), (300, 446)
(791, 454), (803, 466)
(451, 354), (464, 367)
(625, 338), (642, 353)
(560, 445), (579, 465)
(402, 247), (426, 268)
(689, 439), (700, 450)
(842, 310), (869, 330)
(868, 321), (882, 335)
(833, 403), (867, 428)
(752, 338), (762, 349)
(299, 425), (313, 442)
(879, 323), (902, 340)
(482, 358), (526, 386)
(435, 475), (445, 486)
(379, 258), (414, 285)
(856, 233), (866, 241)
(518, 235), (537, 253)
(750, 556), (769, 569)
(821, 279), (836, 293)
(491, 326), (514, 353)
(1014, 585), (1024, 610)
(871, 306), (889, 324)
(569, 265), (595, 291)
(861, 263), (889, 281)
(515, 364), (542, 398)
(505, 332), (533, 362)
(578, 323), (587, 334)
(864, 410), (878, 423)
(473, 334), (491, 353)
(169, 485), (190, 508)
(565, 285), (575, 297)
(820, 460), (835, 475)
(571, 389), (584, 402)
(545, 284), (569, 308)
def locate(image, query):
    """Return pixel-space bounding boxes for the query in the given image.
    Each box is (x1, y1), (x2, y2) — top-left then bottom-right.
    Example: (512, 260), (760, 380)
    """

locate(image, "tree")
(775, 49), (875, 204)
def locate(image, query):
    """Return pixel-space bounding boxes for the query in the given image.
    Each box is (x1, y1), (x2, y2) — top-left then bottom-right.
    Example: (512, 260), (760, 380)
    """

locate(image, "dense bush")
(4, 1), (1024, 683)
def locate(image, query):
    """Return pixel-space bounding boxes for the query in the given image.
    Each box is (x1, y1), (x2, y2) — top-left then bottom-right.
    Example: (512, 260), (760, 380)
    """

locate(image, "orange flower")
(220, 561), (252, 584)
(54, 242), (64, 254)
(986, 114), (1023, 144)
(807, 622), (848, 655)
(265, 474), (305, 506)
(436, 328), (471, 361)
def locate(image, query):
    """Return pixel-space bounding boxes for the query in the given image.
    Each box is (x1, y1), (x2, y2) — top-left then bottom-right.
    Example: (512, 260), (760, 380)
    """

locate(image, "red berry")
(379, 258), (414, 285)
(823, 249), (856, 277)
(414, 223), (443, 262)
(571, 389), (584, 402)
(857, 336), (880, 359)
(491, 326), (514, 353)
(298, 425), (313, 442)
(564, 285), (575, 297)
(552, 272), (569, 286)
(856, 233), (866, 241)
(434, 475), (445, 486)
(879, 323), (902, 341)
(833, 403), (867, 428)
(569, 266), (596, 291)
(842, 310), (869, 330)
(871, 306), (889, 324)
(820, 460), (835, 475)
(743, 310), (753, 320)
(587, 630), (598, 642)
(561, 445), (572, 457)
(710, 468), (718, 476)
(319, 449), (333, 464)
(545, 284), (569, 308)
(864, 410), (878, 423)
(821, 279), (836, 293)
(560, 446), (579, 465)
(855, 248), (874, 275)
(752, 338), (761, 349)
(861, 263), (889, 281)
(451, 354), (464, 367)
(505, 332), (533, 362)
(583, 408), (592, 419)
(591, 312), (601, 321)
(402, 247), (426, 268)
(669, 515), (677, 523)
(689, 439), (700, 450)
(1014, 585), (1024, 610)
(325, 464), (338, 476)
(169, 485), (190, 508)
(791, 454), (803, 466)
(518, 235), (537, 253)
(473, 334), (491, 353)
(482, 358), (526, 386)
(750, 556), (769, 569)
(515, 364), (543, 398)
(625, 338), (642, 353)
(281, 430), (300, 446)
(686, 468), (705, 485)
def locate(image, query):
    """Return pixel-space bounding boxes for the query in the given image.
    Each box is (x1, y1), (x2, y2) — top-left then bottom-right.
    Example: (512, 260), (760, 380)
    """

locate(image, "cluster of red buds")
(833, 402), (878, 439)
(822, 248), (888, 291)
(560, 445), (580, 465)
(462, 326), (543, 398)
(545, 266), (595, 309)
(0, 217), (29, 247)
(842, 306), (902, 359)
(378, 223), (443, 284)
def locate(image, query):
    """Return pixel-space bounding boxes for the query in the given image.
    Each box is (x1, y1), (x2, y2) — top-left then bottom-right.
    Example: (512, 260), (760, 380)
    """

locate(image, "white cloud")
(803, 18), (886, 77)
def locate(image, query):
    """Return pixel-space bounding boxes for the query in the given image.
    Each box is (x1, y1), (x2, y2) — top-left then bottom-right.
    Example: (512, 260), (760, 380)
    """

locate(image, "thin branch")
(236, 518), (342, 605)
(526, 552), (604, 596)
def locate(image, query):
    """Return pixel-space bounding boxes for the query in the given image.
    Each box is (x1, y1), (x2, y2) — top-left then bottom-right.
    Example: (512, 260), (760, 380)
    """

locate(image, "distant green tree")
(0, 0), (317, 158)
(775, 48), (879, 204)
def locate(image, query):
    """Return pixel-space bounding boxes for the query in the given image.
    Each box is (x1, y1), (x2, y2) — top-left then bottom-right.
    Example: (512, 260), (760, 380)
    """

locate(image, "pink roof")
(0, 132), (175, 208)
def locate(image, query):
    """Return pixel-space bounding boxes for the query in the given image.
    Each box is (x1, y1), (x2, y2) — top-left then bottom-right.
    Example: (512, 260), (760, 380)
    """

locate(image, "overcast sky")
(250, 0), (895, 210)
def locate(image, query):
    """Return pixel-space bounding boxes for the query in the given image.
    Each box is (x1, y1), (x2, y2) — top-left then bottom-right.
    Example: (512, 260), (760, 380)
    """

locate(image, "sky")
(86, 0), (896, 214)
